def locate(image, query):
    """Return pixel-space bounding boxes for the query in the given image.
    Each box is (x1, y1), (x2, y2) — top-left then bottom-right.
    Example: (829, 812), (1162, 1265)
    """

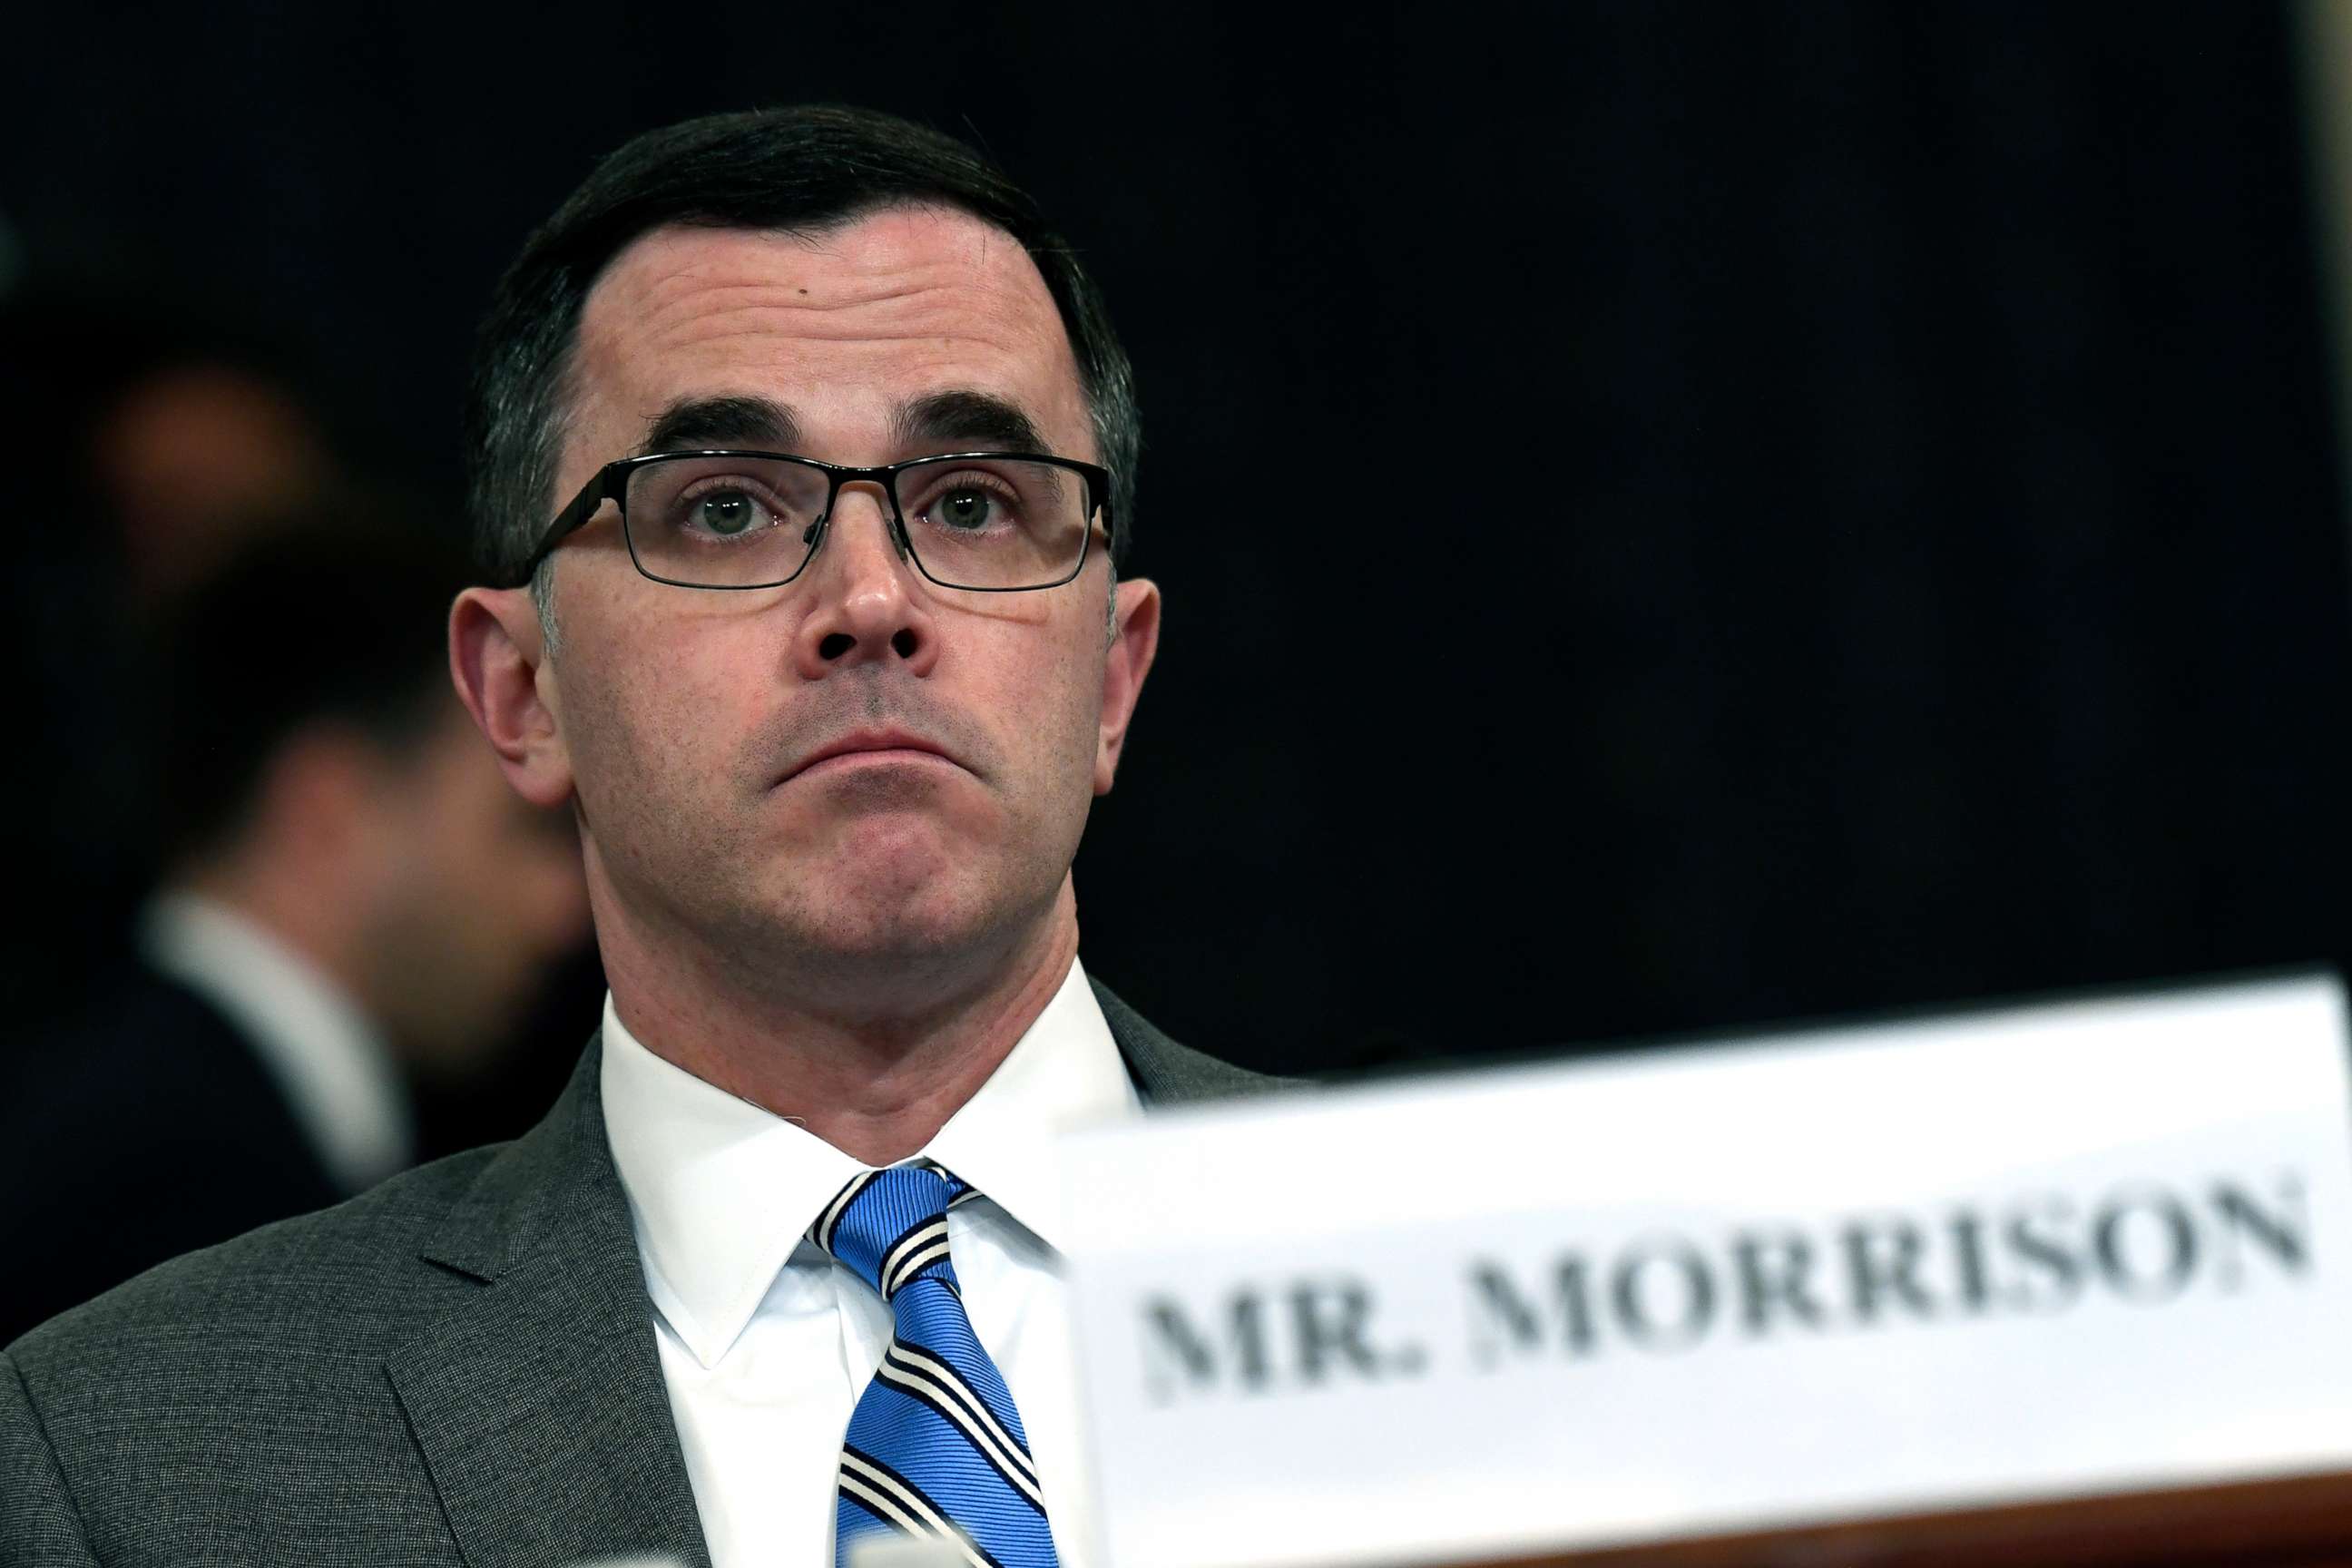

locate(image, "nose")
(789, 480), (941, 680)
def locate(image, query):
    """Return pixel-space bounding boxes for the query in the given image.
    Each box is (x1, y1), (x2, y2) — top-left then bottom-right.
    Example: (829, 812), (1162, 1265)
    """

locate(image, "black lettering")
(1611, 1238), (1715, 1351)
(2092, 1189), (2198, 1303)
(1947, 1210), (1994, 1313)
(1289, 1279), (1387, 1383)
(1556, 1256), (1598, 1355)
(1466, 1263), (1544, 1367)
(1840, 1219), (1937, 1323)
(2210, 1175), (2310, 1289)
(2003, 1200), (2082, 1313)
(1465, 1257), (1600, 1366)
(1142, 1292), (1269, 1403)
(1731, 1230), (1826, 1335)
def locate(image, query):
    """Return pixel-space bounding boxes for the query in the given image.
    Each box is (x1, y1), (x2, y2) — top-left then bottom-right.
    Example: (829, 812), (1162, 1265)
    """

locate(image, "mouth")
(783, 728), (963, 784)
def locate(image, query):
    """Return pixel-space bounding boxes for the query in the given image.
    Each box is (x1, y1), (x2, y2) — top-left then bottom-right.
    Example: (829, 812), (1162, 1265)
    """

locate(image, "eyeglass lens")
(622, 456), (1089, 590)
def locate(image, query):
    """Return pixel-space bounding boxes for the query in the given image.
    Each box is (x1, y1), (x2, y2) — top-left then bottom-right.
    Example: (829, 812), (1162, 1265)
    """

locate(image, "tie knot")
(812, 1162), (971, 1301)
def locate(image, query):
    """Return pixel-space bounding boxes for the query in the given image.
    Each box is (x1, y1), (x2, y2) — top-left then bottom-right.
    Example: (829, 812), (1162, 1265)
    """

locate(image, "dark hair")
(152, 514), (465, 863)
(464, 104), (1139, 588)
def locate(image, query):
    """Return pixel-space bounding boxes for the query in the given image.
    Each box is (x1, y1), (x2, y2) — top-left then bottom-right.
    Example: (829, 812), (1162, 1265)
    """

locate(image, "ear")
(1094, 576), (1161, 796)
(449, 585), (574, 809)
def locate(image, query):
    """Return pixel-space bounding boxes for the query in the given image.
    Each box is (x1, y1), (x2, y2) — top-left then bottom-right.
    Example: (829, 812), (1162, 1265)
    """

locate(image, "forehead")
(567, 207), (1089, 462)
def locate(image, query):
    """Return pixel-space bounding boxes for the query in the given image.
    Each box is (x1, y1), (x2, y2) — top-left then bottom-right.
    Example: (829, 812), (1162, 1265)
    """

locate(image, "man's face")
(512, 208), (1152, 993)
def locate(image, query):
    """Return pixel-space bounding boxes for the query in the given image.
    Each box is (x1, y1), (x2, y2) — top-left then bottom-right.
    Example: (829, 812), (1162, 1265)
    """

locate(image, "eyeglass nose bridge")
(804, 468), (914, 569)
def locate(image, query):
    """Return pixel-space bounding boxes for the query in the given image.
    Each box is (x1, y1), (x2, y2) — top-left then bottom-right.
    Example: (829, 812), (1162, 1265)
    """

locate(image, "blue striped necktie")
(816, 1161), (1059, 1568)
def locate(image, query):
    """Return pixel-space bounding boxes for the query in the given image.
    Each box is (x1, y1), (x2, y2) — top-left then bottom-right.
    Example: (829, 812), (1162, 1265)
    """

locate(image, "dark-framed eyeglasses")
(509, 450), (1115, 593)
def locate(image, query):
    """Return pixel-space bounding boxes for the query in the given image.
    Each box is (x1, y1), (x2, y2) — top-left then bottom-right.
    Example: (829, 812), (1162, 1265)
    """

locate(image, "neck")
(171, 855), (366, 1005)
(599, 878), (1083, 1166)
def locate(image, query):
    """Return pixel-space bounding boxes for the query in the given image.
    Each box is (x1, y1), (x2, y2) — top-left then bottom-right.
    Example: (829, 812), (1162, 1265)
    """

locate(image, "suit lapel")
(387, 1034), (711, 1568)
(1091, 977), (1289, 1103)
(383, 986), (1262, 1568)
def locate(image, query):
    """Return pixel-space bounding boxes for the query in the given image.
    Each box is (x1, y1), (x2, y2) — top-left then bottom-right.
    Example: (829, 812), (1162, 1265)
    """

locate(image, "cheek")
(1003, 635), (1110, 804)
(566, 629), (763, 809)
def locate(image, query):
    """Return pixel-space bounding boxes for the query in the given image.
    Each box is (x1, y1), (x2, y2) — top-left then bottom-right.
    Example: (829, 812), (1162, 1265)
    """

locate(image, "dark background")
(5, 3), (2345, 1124)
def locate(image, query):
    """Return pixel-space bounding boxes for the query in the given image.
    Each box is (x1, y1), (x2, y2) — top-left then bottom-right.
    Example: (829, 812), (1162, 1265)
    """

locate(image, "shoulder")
(1088, 975), (1307, 1104)
(2, 1044), (626, 1555)
(5, 1140), (506, 1377)
(0, 1147), (518, 1562)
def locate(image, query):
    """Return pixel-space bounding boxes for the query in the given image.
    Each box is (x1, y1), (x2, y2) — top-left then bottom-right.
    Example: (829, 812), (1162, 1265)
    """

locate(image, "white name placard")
(1056, 974), (2352, 1568)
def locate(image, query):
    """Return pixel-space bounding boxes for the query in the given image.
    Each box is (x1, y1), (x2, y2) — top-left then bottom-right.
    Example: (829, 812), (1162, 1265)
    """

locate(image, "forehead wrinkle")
(586, 217), (1063, 356)
(573, 220), (1087, 468)
(632, 281), (1045, 355)
(609, 228), (1032, 305)
(590, 298), (1063, 408)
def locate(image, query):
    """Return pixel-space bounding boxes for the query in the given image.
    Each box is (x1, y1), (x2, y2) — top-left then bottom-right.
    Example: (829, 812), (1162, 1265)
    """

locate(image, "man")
(3, 106), (1275, 1567)
(0, 522), (590, 1345)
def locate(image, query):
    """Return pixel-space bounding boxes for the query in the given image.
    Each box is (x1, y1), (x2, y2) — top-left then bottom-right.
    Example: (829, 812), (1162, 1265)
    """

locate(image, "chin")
(797, 885), (1000, 961)
(692, 811), (1066, 966)
(763, 853), (1061, 969)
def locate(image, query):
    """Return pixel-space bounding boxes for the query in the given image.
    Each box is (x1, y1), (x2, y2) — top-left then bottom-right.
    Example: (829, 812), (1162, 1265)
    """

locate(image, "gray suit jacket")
(2, 980), (1273, 1566)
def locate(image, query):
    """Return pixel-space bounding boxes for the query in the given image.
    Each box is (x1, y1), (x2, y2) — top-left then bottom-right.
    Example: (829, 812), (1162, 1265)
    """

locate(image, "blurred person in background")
(0, 517), (588, 1345)
(93, 354), (337, 604)
(0, 283), (349, 1027)
(0, 279), (341, 605)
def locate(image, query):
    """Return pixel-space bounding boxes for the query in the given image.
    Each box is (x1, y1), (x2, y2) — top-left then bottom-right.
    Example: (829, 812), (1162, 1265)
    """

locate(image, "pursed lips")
(783, 727), (965, 783)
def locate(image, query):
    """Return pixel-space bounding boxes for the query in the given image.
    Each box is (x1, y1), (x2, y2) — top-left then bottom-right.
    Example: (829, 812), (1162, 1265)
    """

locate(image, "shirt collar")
(601, 956), (1141, 1369)
(918, 957), (1142, 1250)
(139, 890), (410, 1193)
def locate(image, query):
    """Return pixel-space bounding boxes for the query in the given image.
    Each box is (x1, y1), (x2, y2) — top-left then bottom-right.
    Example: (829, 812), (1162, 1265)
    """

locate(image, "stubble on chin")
(579, 644), (1098, 1004)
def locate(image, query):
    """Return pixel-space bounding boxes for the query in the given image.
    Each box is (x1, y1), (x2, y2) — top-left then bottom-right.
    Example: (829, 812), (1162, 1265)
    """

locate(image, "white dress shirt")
(139, 891), (412, 1193)
(601, 956), (1142, 1568)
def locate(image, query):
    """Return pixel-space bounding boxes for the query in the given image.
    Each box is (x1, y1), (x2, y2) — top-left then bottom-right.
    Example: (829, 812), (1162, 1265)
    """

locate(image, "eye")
(697, 490), (760, 535)
(916, 471), (1024, 533)
(934, 486), (995, 532)
(676, 484), (776, 540)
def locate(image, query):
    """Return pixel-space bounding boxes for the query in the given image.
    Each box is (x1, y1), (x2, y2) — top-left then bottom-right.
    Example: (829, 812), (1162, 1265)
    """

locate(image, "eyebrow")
(642, 395), (802, 455)
(639, 389), (1053, 461)
(888, 390), (1049, 455)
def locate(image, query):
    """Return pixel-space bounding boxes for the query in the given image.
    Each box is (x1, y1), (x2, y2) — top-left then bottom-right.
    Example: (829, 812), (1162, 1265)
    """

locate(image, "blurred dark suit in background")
(0, 286), (348, 1033)
(0, 523), (588, 1344)
(2, 965), (341, 1343)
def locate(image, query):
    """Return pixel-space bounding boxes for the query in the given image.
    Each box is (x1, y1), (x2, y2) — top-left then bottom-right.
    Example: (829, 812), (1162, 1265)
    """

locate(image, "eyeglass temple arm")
(513, 469), (622, 587)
